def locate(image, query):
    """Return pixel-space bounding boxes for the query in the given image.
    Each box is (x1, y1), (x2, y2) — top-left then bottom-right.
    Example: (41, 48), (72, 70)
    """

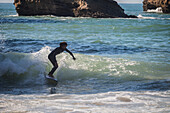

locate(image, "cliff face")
(13, 0), (137, 18)
(143, 0), (170, 13)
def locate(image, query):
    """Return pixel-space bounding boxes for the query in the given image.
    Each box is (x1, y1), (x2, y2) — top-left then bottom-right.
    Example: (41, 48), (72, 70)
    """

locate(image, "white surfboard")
(45, 75), (58, 82)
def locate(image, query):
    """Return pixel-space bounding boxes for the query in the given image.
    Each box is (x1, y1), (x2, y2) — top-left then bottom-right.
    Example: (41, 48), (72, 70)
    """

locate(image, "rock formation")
(143, 0), (170, 13)
(13, 0), (137, 18)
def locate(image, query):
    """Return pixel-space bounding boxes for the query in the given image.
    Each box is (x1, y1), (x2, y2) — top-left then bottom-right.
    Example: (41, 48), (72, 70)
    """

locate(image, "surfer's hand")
(73, 57), (76, 60)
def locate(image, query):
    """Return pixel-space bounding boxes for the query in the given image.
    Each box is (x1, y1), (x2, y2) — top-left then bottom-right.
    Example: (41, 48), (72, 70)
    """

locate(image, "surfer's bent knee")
(54, 62), (58, 68)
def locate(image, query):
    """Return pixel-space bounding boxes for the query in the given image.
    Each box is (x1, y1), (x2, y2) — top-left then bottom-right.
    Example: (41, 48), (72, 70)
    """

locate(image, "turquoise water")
(0, 3), (170, 113)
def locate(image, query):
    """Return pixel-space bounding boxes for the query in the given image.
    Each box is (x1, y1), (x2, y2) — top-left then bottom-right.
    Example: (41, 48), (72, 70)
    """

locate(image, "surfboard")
(45, 75), (58, 83)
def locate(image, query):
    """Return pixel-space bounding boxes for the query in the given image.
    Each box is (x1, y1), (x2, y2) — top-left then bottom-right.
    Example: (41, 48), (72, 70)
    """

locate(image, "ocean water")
(0, 3), (170, 113)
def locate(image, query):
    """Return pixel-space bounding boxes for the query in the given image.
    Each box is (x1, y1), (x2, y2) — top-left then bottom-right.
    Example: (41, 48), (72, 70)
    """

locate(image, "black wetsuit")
(48, 47), (74, 75)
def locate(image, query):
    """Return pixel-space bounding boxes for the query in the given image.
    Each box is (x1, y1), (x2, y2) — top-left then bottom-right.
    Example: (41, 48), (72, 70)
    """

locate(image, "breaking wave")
(137, 14), (170, 20)
(0, 46), (169, 86)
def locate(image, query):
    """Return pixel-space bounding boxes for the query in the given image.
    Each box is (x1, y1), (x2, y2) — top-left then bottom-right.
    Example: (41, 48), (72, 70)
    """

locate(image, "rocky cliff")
(13, 0), (137, 18)
(143, 0), (170, 13)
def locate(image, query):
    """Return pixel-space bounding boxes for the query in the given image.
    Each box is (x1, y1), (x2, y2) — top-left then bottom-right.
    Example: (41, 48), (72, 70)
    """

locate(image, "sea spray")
(56, 53), (170, 82)
(0, 46), (51, 84)
(1, 46), (170, 86)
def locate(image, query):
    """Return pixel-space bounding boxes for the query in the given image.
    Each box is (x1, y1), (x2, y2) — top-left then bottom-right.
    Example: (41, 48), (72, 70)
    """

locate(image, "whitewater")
(0, 3), (170, 113)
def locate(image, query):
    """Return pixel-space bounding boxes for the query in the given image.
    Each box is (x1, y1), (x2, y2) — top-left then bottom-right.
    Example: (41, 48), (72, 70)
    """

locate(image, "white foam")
(138, 14), (170, 20)
(1, 91), (170, 112)
(0, 46), (51, 78)
(9, 14), (19, 17)
(137, 14), (157, 19)
(147, 7), (163, 13)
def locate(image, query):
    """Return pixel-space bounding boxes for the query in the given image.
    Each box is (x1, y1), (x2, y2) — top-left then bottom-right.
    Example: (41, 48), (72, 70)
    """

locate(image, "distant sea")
(0, 3), (170, 113)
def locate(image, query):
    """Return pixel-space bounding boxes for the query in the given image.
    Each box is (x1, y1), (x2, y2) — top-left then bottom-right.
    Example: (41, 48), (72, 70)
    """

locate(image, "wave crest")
(0, 46), (169, 85)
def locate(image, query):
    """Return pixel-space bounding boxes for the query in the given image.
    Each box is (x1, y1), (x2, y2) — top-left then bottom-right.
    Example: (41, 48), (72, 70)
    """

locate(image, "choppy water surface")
(0, 3), (170, 113)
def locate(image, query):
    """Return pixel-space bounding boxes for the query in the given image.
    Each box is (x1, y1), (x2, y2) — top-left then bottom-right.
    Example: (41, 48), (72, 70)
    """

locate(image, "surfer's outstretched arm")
(65, 49), (76, 60)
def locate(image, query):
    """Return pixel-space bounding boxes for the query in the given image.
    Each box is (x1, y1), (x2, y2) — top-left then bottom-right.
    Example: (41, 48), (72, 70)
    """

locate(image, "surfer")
(48, 42), (76, 78)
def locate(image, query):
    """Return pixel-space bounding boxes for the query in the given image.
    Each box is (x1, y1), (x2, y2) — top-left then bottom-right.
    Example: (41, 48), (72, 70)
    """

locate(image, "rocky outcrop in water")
(143, 0), (170, 13)
(13, 0), (137, 18)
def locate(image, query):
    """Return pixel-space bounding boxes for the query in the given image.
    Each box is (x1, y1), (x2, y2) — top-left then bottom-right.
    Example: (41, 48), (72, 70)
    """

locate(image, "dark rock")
(127, 15), (138, 18)
(13, 0), (137, 18)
